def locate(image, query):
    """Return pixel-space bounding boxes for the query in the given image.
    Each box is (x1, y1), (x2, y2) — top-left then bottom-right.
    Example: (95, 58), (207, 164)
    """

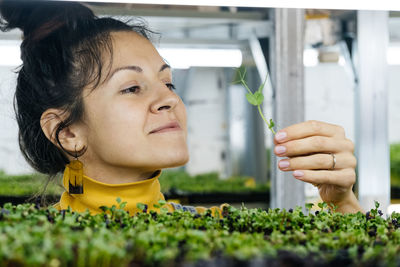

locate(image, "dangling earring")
(66, 145), (84, 194)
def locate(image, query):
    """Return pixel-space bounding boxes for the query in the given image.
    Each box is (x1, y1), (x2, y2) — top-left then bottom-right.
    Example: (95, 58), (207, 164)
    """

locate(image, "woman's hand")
(274, 120), (363, 214)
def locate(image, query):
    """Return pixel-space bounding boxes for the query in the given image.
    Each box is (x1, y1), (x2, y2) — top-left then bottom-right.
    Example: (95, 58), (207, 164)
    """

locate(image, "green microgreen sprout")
(136, 202), (146, 212)
(153, 199), (169, 213)
(305, 203), (314, 211)
(318, 202), (328, 211)
(0, 201), (398, 266)
(234, 67), (276, 134)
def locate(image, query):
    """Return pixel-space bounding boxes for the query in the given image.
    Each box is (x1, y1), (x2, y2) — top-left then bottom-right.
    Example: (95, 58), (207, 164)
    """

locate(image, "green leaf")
(232, 79), (241, 85)
(258, 73), (268, 93)
(158, 199), (167, 207)
(375, 201), (380, 209)
(257, 83), (264, 93)
(269, 119), (275, 129)
(305, 203), (314, 210)
(253, 91), (264, 105)
(233, 66), (247, 84)
(246, 92), (264, 106)
(99, 206), (108, 212)
(240, 67), (247, 80)
(160, 207), (169, 213)
(330, 203), (338, 211)
(119, 202), (127, 209)
(245, 93), (258, 106)
(136, 203), (146, 212)
(116, 197), (121, 204)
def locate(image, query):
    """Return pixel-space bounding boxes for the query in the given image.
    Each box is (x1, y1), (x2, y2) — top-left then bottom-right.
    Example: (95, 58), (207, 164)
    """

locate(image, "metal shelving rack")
(0, 3), (395, 212)
(87, 4), (394, 212)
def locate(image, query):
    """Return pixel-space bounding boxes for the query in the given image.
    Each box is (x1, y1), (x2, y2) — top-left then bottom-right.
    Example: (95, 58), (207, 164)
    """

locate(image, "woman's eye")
(166, 83), (176, 90)
(121, 86), (140, 94)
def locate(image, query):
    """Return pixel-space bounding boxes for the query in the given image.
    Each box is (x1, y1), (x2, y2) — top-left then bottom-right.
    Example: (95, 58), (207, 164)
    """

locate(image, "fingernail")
(275, 145), (286, 155)
(293, 170), (304, 178)
(278, 160), (290, 168)
(275, 131), (287, 142)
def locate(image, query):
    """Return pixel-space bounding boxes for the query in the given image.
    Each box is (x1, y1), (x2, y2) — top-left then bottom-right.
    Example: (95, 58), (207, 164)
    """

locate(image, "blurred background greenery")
(0, 169), (269, 197)
(390, 143), (400, 187)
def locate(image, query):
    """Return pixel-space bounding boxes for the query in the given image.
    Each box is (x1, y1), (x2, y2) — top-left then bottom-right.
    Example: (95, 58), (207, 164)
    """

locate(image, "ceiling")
(1, 4), (400, 43)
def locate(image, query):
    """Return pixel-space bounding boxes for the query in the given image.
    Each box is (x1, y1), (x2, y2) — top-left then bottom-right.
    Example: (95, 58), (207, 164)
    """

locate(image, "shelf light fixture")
(158, 48), (242, 69)
(0, 42), (242, 68)
(1, 43), (399, 67)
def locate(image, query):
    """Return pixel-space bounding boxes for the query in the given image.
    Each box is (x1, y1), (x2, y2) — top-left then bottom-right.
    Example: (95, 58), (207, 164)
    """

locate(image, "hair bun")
(0, 0), (34, 32)
(0, 0), (95, 40)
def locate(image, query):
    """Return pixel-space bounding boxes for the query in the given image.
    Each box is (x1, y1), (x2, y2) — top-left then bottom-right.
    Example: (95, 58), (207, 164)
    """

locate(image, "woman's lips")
(149, 122), (181, 134)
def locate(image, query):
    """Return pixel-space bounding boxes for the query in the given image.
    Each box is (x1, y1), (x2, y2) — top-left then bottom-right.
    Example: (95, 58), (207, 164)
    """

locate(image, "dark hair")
(0, 0), (154, 198)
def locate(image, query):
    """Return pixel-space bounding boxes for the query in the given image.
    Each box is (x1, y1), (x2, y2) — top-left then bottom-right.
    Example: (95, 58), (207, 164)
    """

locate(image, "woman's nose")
(150, 85), (179, 113)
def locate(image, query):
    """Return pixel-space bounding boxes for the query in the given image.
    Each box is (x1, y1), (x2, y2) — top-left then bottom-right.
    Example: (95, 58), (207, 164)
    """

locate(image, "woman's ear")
(40, 108), (86, 153)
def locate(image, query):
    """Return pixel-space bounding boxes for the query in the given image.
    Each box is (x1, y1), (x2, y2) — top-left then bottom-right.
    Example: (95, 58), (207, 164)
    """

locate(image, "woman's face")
(80, 31), (188, 183)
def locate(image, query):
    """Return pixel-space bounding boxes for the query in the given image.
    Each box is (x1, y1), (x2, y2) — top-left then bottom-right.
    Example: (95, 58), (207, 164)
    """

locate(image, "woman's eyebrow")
(107, 63), (171, 82)
(159, 63), (171, 72)
(108, 65), (143, 81)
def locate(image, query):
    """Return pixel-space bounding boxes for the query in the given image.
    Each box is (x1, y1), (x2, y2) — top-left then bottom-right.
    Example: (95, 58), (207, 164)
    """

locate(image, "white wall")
(305, 64), (355, 142)
(305, 64), (400, 144)
(0, 66), (34, 174)
(184, 68), (228, 175)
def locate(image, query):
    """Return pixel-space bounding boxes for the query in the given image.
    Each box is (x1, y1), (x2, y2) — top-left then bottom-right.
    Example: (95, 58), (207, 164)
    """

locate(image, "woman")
(0, 1), (363, 215)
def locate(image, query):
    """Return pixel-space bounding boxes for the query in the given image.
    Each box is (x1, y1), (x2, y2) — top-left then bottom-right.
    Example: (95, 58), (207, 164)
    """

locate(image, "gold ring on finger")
(329, 153), (336, 170)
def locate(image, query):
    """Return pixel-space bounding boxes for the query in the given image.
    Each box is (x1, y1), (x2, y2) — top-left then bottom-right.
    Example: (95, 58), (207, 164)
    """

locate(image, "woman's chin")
(159, 150), (189, 169)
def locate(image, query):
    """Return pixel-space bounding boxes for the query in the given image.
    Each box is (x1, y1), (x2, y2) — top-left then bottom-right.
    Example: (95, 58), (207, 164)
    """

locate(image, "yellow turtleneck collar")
(53, 165), (169, 215)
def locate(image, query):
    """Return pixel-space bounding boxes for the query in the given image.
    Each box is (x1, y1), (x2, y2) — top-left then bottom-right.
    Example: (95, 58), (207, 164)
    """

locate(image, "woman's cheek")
(178, 102), (188, 132)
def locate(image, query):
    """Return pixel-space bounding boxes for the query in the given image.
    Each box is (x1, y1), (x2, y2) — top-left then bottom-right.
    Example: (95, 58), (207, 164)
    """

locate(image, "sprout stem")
(257, 105), (276, 135)
(241, 79), (253, 95)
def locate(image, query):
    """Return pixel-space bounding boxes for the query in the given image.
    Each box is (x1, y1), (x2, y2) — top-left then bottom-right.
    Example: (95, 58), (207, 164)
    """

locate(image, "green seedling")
(0, 201), (398, 266)
(305, 203), (314, 211)
(136, 202), (146, 212)
(234, 67), (276, 134)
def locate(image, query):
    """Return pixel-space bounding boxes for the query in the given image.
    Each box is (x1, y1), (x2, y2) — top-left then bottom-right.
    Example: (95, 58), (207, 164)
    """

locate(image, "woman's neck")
(82, 163), (159, 184)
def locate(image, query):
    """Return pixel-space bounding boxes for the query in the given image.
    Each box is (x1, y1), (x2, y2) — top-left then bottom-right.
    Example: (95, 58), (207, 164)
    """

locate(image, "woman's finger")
(274, 136), (354, 157)
(278, 152), (357, 171)
(274, 120), (346, 145)
(292, 168), (356, 189)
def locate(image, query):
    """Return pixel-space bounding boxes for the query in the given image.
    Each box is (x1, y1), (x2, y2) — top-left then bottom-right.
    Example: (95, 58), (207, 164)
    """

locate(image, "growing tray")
(0, 192), (270, 206)
(0, 186), (399, 206)
(164, 190), (270, 205)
